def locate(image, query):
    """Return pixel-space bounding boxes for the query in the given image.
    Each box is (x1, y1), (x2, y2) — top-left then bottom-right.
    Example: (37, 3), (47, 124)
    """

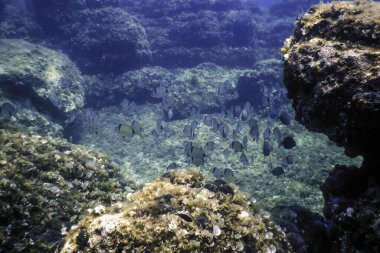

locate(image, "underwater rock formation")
(121, 0), (262, 68)
(283, 1), (380, 252)
(0, 39), (84, 115)
(85, 63), (244, 117)
(0, 0), (43, 42)
(0, 129), (133, 252)
(283, 1), (380, 159)
(59, 169), (290, 253)
(32, 0), (151, 74)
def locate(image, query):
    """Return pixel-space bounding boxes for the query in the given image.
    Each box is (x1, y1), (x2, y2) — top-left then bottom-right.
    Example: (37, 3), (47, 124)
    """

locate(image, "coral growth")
(59, 169), (290, 253)
(0, 129), (133, 252)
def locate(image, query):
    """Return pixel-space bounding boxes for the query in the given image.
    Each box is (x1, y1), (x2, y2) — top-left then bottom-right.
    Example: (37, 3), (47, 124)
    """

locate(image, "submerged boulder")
(59, 169), (290, 252)
(0, 39), (84, 115)
(283, 1), (380, 159)
(0, 129), (134, 252)
(282, 1), (380, 252)
(32, 0), (151, 74)
(84, 64), (243, 117)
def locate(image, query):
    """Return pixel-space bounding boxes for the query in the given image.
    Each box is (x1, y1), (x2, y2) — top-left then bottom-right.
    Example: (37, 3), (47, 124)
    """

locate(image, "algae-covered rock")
(282, 1), (380, 159)
(85, 63), (243, 117)
(0, 39), (84, 114)
(282, 1), (380, 252)
(33, 0), (151, 74)
(59, 169), (290, 253)
(0, 129), (133, 252)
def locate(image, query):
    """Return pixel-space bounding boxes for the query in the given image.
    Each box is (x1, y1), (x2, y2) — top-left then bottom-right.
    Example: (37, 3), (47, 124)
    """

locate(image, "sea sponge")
(59, 168), (290, 252)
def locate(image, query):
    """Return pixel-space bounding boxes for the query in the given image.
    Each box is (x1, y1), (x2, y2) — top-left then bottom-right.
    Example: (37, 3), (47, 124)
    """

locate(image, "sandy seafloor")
(74, 103), (362, 213)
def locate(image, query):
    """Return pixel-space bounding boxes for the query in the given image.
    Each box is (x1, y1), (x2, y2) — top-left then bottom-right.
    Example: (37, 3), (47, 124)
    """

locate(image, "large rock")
(0, 39), (84, 114)
(282, 1), (380, 252)
(32, 0), (151, 74)
(84, 64), (243, 117)
(121, 0), (262, 68)
(59, 169), (290, 252)
(282, 1), (380, 159)
(0, 129), (133, 252)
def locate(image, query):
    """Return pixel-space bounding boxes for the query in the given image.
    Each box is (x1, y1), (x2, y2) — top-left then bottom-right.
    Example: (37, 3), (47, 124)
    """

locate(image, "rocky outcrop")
(283, 1), (380, 252)
(59, 169), (290, 253)
(121, 0), (262, 68)
(283, 1), (380, 159)
(84, 64), (243, 117)
(32, 0), (151, 74)
(0, 129), (134, 252)
(0, 39), (84, 114)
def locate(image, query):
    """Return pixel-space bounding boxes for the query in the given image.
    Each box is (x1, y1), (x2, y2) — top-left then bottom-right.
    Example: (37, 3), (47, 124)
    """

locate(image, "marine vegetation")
(59, 169), (290, 253)
(0, 129), (134, 252)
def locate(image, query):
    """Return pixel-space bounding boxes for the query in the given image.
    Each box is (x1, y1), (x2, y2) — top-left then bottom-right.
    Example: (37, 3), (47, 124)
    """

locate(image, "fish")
(203, 115), (212, 126)
(220, 123), (229, 138)
(151, 86), (169, 98)
(161, 95), (173, 110)
(240, 108), (248, 121)
(151, 129), (159, 139)
(242, 136), (248, 149)
(240, 153), (249, 165)
(284, 155), (294, 165)
(263, 127), (271, 140)
(244, 102), (252, 114)
(232, 105), (242, 117)
(222, 168), (234, 181)
(263, 141), (271, 156)
(65, 109), (79, 124)
(233, 91), (239, 99)
(279, 111), (291, 125)
(249, 126), (259, 141)
(177, 213), (192, 222)
(271, 167), (285, 176)
(186, 143), (206, 166)
(211, 118), (220, 131)
(218, 86), (227, 95)
(156, 119), (165, 133)
(204, 141), (216, 152)
(262, 96), (270, 107)
(167, 107), (174, 120)
(269, 105), (279, 119)
(267, 162), (273, 170)
(183, 125), (195, 137)
(230, 140), (244, 152)
(190, 108), (200, 119)
(167, 162), (179, 171)
(211, 167), (224, 179)
(222, 148), (231, 159)
(0, 102), (17, 119)
(273, 127), (282, 143)
(248, 118), (258, 129)
(88, 126), (98, 135)
(131, 120), (143, 135)
(118, 123), (135, 138)
(281, 136), (296, 149)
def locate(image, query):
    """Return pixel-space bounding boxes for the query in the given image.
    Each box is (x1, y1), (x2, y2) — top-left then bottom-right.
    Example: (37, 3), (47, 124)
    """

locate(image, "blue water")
(0, 0), (367, 252)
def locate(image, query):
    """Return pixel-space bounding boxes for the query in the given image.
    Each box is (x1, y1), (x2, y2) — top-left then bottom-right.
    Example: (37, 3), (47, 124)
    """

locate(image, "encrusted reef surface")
(59, 169), (290, 253)
(0, 39), (84, 114)
(283, 0), (380, 159)
(0, 129), (133, 252)
(32, 0), (151, 74)
(283, 1), (380, 252)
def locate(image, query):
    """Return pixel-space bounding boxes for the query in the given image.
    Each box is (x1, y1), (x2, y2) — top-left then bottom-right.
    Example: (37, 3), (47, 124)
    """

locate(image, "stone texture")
(32, 0), (151, 74)
(282, 1), (380, 252)
(283, 1), (380, 159)
(59, 169), (290, 253)
(0, 39), (84, 114)
(0, 129), (134, 252)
